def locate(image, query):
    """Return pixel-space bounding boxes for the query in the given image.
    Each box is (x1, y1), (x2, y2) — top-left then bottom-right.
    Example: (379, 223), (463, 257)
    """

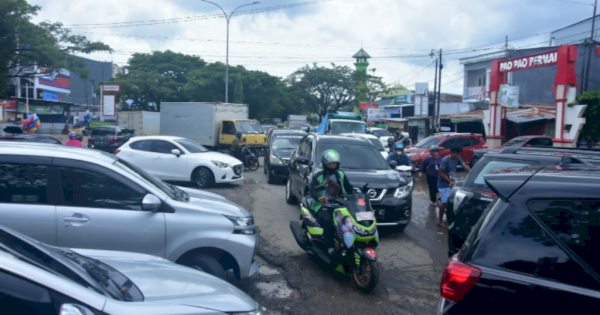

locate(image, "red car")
(470, 135), (553, 166)
(404, 133), (487, 167)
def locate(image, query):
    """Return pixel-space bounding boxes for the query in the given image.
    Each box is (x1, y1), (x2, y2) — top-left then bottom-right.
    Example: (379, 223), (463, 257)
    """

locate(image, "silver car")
(0, 142), (258, 280)
(0, 225), (263, 315)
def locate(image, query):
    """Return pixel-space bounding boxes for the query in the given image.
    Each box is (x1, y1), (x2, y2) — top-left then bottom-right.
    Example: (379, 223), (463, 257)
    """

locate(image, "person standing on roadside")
(231, 131), (248, 170)
(418, 145), (442, 206)
(437, 147), (471, 228)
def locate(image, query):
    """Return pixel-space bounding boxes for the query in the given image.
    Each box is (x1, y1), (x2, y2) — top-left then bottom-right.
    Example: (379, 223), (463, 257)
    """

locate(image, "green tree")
(287, 63), (355, 122)
(2, 0), (112, 96)
(233, 73), (244, 103)
(352, 68), (388, 109)
(576, 90), (600, 142)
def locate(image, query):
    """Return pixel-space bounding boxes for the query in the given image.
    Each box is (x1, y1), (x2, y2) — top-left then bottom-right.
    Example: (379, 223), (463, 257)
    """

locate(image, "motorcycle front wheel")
(352, 259), (379, 294)
(248, 158), (259, 171)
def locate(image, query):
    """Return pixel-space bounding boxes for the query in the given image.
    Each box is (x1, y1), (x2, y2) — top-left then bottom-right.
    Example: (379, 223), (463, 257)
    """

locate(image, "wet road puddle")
(254, 257), (297, 299)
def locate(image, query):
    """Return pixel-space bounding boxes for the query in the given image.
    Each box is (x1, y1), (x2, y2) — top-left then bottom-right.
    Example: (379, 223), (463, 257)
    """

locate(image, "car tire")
(286, 177), (297, 204)
(182, 254), (226, 280)
(193, 167), (214, 188)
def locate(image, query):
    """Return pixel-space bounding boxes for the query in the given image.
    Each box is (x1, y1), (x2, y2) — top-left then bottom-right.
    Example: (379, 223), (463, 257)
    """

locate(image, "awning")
(506, 116), (546, 124)
(449, 117), (482, 123)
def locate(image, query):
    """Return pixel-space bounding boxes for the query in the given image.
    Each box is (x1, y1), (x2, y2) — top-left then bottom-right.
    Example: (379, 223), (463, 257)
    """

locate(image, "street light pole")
(202, 0), (260, 103)
(430, 49), (443, 132)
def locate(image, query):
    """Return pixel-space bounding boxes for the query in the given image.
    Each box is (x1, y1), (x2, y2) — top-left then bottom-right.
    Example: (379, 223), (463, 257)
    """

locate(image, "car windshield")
(237, 120), (262, 133)
(114, 159), (178, 200)
(330, 122), (365, 135)
(317, 142), (388, 170)
(175, 139), (208, 153)
(91, 127), (116, 136)
(271, 136), (302, 150)
(414, 137), (442, 148)
(503, 137), (528, 147)
(371, 129), (391, 137)
(466, 159), (536, 187)
(368, 138), (385, 151)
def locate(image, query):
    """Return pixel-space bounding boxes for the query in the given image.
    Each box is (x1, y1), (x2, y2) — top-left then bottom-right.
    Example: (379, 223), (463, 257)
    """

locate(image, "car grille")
(233, 165), (243, 175)
(366, 189), (386, 201)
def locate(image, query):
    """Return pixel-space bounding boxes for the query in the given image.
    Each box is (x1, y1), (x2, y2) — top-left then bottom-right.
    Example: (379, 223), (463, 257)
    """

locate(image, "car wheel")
(193, 167), (214, 188)
(182, 254), (226, 280)
(286, 177), (297, 204)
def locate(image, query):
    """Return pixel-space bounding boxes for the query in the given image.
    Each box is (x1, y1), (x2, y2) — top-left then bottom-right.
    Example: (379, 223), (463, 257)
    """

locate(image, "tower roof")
(352, 48), (371, 59)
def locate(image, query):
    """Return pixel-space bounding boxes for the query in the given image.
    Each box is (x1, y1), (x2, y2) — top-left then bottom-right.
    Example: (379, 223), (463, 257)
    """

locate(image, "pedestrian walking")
(418, 145), (442, 206)
(437, 147), (471, 228)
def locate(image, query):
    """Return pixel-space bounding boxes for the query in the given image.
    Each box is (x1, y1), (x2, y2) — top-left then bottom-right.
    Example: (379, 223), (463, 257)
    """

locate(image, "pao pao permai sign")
(499, 50), (558, 73)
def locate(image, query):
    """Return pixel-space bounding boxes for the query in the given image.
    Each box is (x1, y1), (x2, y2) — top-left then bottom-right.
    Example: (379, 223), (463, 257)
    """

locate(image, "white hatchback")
(117, 136), (243, 188)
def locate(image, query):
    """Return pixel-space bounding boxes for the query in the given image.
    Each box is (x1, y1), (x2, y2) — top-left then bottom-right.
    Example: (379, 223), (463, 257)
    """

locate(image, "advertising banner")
(359, 103), (378, 110)
(367, 108), (386, 122)
(102, 85), (121, 92)
(17, 103), (64, 115)
(498, 85), (519, 108)
(463, 86), (486, 101)
(102, 95), (116, 116)
(394, 95), (412, 104)
(35, 68), (71, 94)
(499, 50), (558, 73)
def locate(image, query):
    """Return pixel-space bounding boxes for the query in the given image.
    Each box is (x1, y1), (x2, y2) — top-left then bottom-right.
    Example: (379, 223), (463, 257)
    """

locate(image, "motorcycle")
(289, 184), (380, 293)
(220, 147), (260, 171)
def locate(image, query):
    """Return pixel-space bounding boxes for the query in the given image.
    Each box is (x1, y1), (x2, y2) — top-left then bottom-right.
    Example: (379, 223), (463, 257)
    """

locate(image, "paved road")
(195, 166), (451, 315)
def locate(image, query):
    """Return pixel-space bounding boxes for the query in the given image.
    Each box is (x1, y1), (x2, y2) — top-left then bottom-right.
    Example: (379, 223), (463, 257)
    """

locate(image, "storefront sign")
(498, 85), (519, 108)
(367, 108), (386, 122)
(394, 95), (412, 104)
(463, 86), (486, 101)
(35, 68), (71, 94)
(102, 95), (116, 116)
(407, 119), (426, 127)
(102, 85), (121, 92)
(17, 103), (65, 115)
(359, 102), (378, 110)
(499, 50), (558, 73)
(41, 91), (59, 101)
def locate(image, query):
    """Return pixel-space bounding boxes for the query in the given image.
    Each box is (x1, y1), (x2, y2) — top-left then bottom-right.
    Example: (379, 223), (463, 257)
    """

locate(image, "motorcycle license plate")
(356, 212), (374, 221)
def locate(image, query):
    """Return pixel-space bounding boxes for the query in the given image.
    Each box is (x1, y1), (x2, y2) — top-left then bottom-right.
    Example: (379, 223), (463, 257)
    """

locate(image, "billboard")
(463, 86), (486, 102)
(18, 103), (64, 115)
(498, 85), (519, 108)
(102, 95), (116, 116)
(359, 103), (378, 110)
(367, 108), (386, 122)
(35, 68), (71, 94)
(415, 83), (429, 95)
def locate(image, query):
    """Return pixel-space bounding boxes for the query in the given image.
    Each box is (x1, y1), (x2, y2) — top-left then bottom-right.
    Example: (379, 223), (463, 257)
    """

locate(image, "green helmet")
(321, 150), (341, 168)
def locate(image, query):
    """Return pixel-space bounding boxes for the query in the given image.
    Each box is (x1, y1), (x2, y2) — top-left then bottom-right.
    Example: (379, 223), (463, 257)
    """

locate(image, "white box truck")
(118, 111), (160, 136)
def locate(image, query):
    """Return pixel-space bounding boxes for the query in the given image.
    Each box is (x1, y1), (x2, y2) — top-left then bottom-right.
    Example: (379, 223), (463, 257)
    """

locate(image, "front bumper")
(214, 164), (244, 183)
(371, 195), (412, 226)
(268, 163), (289, 179)
(227, 232), (259, 279)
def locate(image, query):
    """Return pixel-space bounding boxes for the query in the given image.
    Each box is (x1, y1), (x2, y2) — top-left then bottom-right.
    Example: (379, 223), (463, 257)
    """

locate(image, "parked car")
(366, 127), (394, 149)
(341, 133), (389, 159)
(0, 122), (23, 136)
(286, 134), (412, 231)
(438, 165), (600, 314)
(470, 135), (553, 167)
(0, 225), (262, 315)
(264, 130), (306, 184)
(404, 133), (486, 167)
(88, 126), (135, 153)
(0, 134), (62, 144)
(116, 136), (244, 188)
(261, 124), (278, 134)
(446, 146), (600, 257)
(0, 142), (258, 281)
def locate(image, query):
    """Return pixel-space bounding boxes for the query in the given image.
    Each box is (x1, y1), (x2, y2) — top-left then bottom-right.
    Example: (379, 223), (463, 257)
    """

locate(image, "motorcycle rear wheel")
(248, 158), (259, 171)
(352, 259), (379, 294)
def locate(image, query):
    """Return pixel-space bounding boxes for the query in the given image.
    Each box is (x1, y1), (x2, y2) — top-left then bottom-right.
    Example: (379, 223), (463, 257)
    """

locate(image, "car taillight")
(482, 144), (488, 149)
(114, 149), (121, 155)
(440, 255), (481, 303)
(88, 138), (95, 143)
(109, 135), (118, 143)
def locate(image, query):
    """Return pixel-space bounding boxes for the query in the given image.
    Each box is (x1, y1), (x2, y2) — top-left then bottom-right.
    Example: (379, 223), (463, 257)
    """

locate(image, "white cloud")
(28, 0), (594, 94)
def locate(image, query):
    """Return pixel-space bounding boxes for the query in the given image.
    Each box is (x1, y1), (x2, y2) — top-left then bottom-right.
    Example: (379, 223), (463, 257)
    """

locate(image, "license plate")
(378, 210), (385, 217)
(356, 211), (374, 221)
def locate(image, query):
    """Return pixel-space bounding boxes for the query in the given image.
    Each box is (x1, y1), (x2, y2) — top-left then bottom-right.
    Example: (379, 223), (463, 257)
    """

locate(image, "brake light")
(482, 145), (488, 149)
(365, 248), (376, 258)
(114, 149), (121, 155)
(88, 138), (95, 143)
(109, 134), (118, 143)
(440, 255), (481, 303)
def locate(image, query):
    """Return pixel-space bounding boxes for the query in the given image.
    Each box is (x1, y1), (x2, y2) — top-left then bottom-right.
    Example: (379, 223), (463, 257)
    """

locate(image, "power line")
(402, 60), (436, 87)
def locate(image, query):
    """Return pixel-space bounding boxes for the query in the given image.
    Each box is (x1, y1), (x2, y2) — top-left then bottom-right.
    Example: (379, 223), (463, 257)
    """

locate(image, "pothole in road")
(254, 257), (297, 299)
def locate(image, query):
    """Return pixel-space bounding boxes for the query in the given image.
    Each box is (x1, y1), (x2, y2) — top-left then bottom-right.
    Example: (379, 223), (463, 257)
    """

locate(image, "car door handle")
(63, 216), (89, 223)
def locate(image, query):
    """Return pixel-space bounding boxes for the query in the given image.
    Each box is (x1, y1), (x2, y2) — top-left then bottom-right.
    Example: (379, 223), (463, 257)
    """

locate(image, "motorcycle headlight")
(224, 215), (256, 235)
(269, 155), (283, 165)
(353, 225), (368, 235)
(394, 181), (413, 199)
(212, 161), (230, 168)
(453, 190), (473, 214)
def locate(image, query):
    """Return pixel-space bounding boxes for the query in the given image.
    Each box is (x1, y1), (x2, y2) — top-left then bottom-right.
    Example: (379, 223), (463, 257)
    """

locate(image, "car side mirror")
(297, 157), (310, 165)
(388, 160), (398, 169)
(171, 149), (181, 157)
(142, 194), (162, 211)
(60, 304), (95, 315)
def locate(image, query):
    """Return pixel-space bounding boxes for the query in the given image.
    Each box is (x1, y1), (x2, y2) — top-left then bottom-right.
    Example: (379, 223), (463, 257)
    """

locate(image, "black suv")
(88, 126), (135, 153)
(0, 134), (62, 144)
(286, 134), (412, 231)
(438, 166), (600, 314)
(447, 146), (600, 256)
(264, 130), (306, 184)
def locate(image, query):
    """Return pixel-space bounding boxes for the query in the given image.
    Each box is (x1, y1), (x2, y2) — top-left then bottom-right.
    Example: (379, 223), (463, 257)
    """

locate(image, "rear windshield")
(466, 158), (537, 187)
(371, 129), (391, 137)
(91, 127), (116, 136)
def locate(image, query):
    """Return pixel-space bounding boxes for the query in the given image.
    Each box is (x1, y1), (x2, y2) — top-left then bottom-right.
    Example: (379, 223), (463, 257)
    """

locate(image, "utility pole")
(432, 58), (438, 131)
(584, 0), (598, 93)
(436, 49), (443, 132)
(505, 35), (509, 58)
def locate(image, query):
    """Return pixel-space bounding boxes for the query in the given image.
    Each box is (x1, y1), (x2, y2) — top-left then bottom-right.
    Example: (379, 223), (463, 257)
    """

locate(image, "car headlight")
(269, 155), (283, 165)
(453, 190), (473, 214)
(212, 161), (230, 168)
(224, 215), (256, 235)
(394, 181), (413, 199)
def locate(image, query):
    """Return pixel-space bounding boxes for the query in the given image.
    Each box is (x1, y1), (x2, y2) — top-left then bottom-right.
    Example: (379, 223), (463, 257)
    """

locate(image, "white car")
(340, 133), (389, 160)
(116, 136), (243, 188)
(367, 127), (394, 149)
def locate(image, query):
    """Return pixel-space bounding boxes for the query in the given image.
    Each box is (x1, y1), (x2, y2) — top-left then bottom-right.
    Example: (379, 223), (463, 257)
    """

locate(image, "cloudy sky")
(29, 0), (596, 94)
